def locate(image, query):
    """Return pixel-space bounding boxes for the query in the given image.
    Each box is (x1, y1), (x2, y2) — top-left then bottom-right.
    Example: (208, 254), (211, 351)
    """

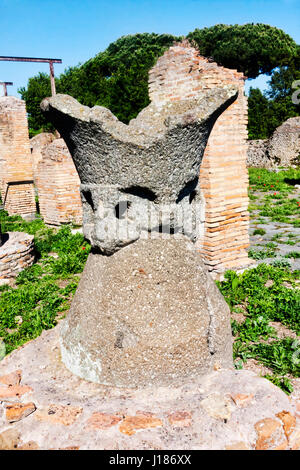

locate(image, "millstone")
(41, 85), (238, 387)
(60, 239), (233, 386)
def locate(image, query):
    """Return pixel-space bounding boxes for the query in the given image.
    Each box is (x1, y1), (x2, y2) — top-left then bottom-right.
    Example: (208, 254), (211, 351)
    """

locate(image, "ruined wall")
(36, 138), (82, 226)
(0, 97), (35, 218)
(30, 132), (56, 184)
(247, 139), (271, 168)
(149, 42), (250, 271)
(247, 117), (300, 169)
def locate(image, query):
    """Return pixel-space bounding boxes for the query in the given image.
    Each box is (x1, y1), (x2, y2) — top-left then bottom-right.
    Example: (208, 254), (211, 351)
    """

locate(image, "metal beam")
(0, 81), (13, 96)
(0, 56), (62, 64)
(0, 56), (62, 95)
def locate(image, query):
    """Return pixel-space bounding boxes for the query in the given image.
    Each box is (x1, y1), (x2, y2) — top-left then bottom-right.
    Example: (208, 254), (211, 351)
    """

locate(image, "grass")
(223, 168), (300, 394)
(1, 167), (299, 396)
(253, 228), (266, 236)
(0, 210), (90, 355)
(248, 168), (300, 228)
(217, 261), (300, 394)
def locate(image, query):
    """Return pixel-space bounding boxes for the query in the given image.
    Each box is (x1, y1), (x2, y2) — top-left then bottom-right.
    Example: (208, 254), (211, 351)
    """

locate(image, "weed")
(253, 228), (266, 236)
(217, 264), (300, 393)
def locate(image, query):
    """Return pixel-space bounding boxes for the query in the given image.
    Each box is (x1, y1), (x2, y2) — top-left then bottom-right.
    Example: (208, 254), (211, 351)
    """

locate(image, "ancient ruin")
(30, 132), (56, 184)
(247, 116), (300, 168)
(0, 97), (35, 219)
(36, 138), (82, 226)
(149, 42), (250, 272)
(0, 98), (82, 226)
(41, 76), (238, 386)
(0, 40), (299, 451)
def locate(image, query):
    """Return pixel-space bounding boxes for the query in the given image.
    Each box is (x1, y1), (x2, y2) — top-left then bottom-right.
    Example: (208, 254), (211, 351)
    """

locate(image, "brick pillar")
(0, 97), (35, 219)
(30, 132), (56, 185)
(148, 41), (251, 272)
(36, 138), (82, 226)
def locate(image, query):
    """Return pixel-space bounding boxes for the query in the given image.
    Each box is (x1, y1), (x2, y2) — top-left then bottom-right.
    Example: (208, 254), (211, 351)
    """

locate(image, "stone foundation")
(0, 232), (34, 281)
(0, 97), (35, 219)
(148, 41), (250, 272)
(0, 327), (299, 450)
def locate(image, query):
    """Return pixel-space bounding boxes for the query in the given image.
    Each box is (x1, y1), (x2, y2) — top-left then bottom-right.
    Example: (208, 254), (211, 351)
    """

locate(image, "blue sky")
(0, 0), (299, 97)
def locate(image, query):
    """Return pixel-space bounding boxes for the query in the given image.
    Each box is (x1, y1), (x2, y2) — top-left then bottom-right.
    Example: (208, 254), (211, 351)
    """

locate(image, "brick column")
(148, 41), (251, 272)
(0, 97), (35, 219)
(36, 138), (82, 226)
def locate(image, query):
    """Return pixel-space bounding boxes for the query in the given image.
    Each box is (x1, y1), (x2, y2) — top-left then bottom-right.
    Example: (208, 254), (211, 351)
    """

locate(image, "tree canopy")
(187, 23), (298, 78)
(18, 25), (299, 138)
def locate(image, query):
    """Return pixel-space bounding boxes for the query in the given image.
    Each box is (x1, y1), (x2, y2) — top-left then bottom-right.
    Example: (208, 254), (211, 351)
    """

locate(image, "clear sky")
(0, 0), (300, 97)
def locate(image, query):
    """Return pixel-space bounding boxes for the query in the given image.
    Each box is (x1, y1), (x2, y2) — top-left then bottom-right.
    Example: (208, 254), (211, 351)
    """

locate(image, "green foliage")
(285, 251), (300, 259)
(248, 87), (272, 139)
(0, 212), (90, 354)
(19, 24), (298, 136)
(248, 247), (277, 259)
(248, 50), (300, 139)
(263, 374), (294, 394)
(248, 168), (300, 227)
(187, 24), (298, 79)
(248, 167), (300, 193)
(18, 73), (56, 137)
(217, 264), (300, 332)
(271, 258), (292, 269)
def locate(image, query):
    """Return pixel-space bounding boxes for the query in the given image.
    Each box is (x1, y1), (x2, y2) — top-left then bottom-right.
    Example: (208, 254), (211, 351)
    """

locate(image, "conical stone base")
(60, 239), (233, 387)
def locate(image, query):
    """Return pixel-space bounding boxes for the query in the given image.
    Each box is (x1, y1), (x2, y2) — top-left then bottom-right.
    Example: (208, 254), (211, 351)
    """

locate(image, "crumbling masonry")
(0, 97), (35, 218)
(0, 97), (82, 226)
(149, 42), (250, 272)
(0, 42), (250, 272)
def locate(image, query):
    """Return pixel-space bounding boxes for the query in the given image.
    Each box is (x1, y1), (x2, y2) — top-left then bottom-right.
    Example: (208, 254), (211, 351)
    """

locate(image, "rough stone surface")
(268, 117), (300, 167)
(36, 138), (82, 226)
(0, 232), (34, 281)
(247, 139), (271, 168)
(0, 369), (22, 386)
(148, 42), (250, 272)
(41, 61), (239, 387)
(5, 402), (36, 423)
(247, 117), (300, 168)
(254, 418), (288, 450)
(85, 412), (122, 430)
(0, 327), (299, 450)
(34, 404), (83, 426)
(30, 132), (56, 183)
(60, 239), (233, 387)
(41, 86), (237, 254)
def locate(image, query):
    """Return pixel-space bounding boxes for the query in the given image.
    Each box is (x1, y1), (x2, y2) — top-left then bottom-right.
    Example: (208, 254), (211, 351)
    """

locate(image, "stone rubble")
(0, 327), (299, 450)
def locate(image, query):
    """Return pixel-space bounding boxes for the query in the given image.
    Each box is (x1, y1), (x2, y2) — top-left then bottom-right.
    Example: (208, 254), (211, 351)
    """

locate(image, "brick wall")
(0, 97), (36, 219)
(30, 132), (56, 185)
(149, 41), (251, 272)
(36, 138), (82, 226)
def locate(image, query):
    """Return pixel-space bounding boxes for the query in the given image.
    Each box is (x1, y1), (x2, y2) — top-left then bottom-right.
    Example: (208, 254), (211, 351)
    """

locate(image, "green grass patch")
(253, 228), (266, 236)
(0, 211), (90, 355)
(217, 264), (300, 394)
